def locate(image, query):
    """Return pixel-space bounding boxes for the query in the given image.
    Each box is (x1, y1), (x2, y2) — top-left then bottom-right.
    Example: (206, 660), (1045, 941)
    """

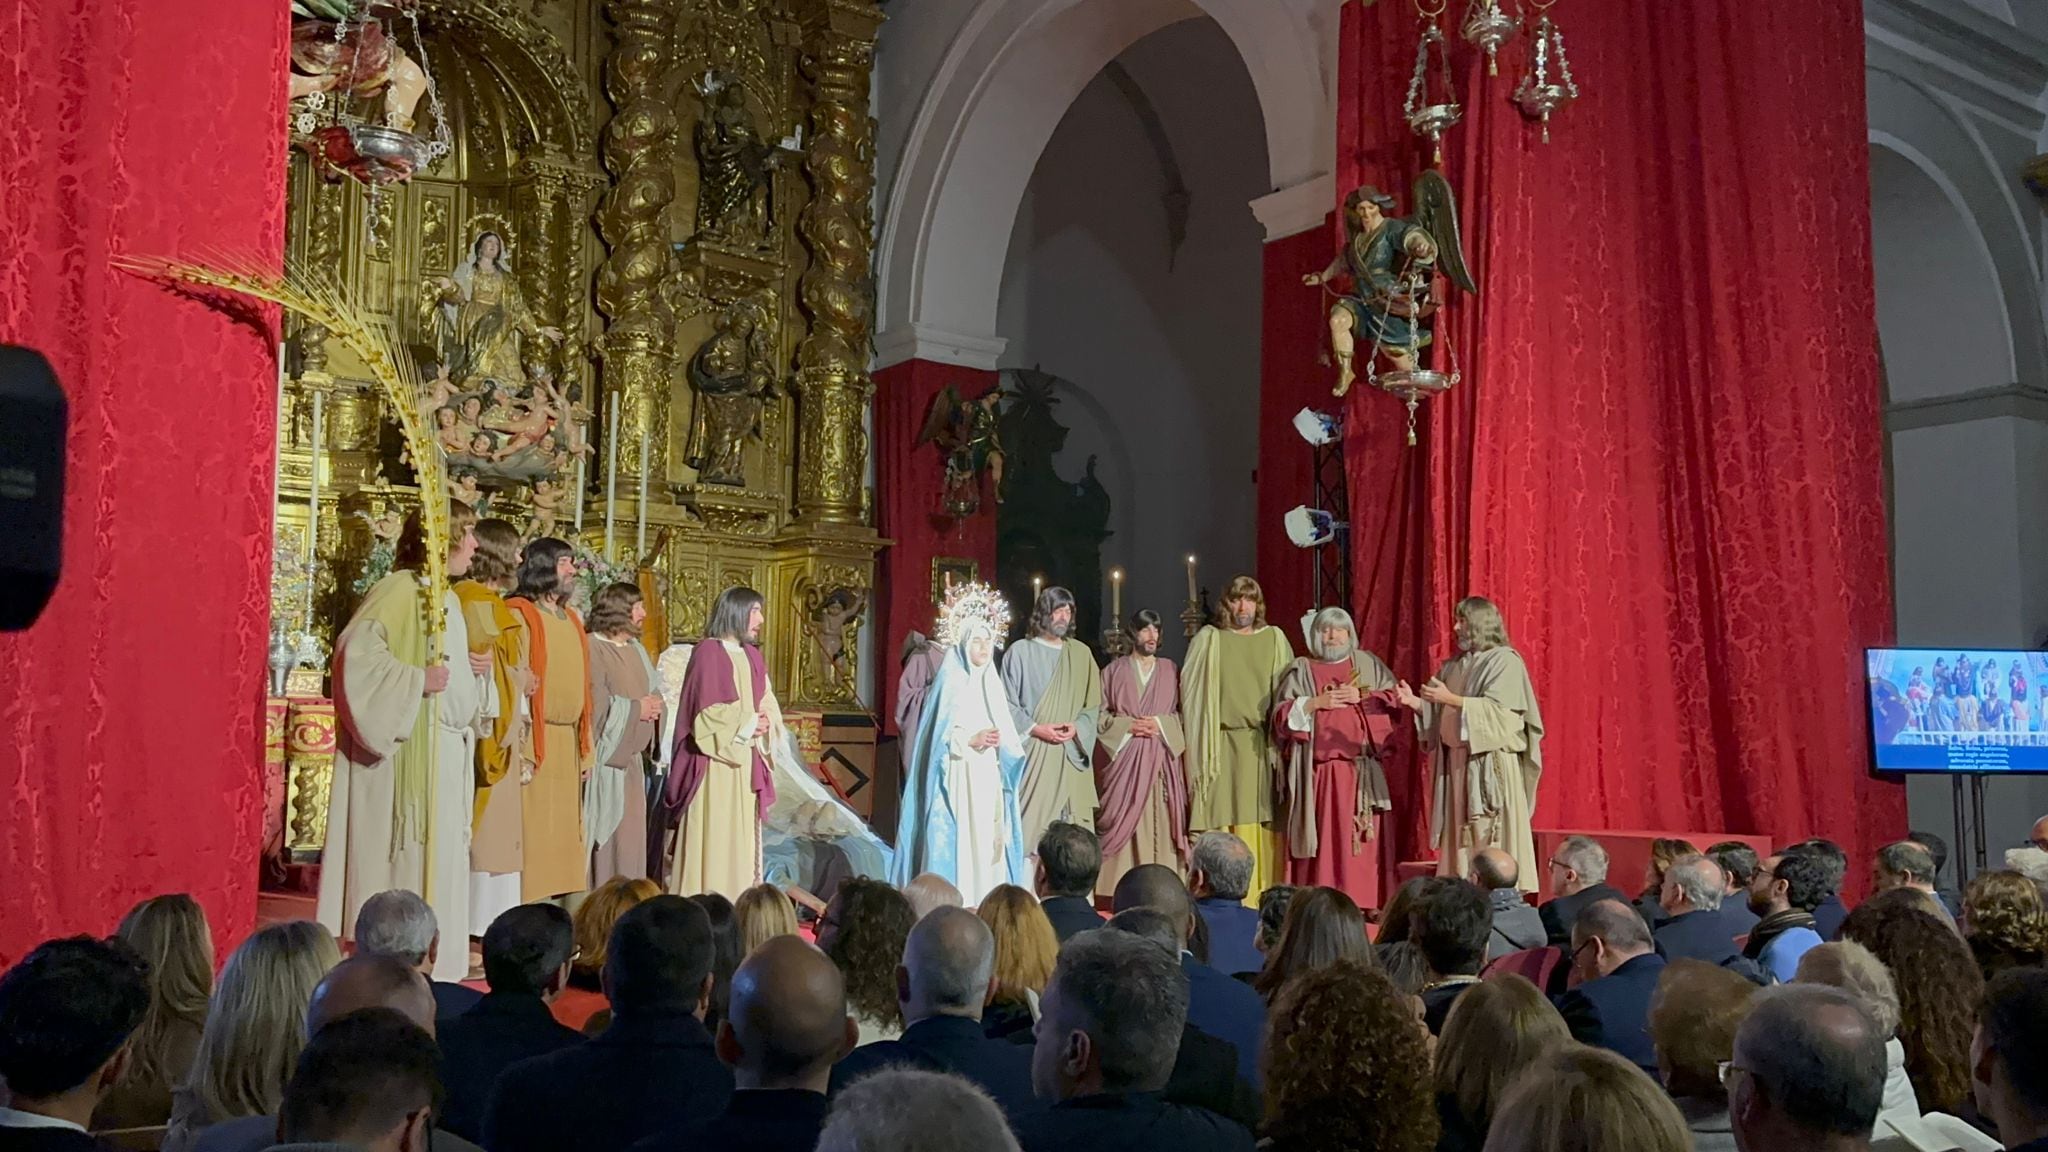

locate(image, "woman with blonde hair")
(1481, 1044), (1690, 1152)
(1434, 974), (1572, 1152)
(734, 883), (800, 956)
(1646, 959), (1759, 1152)
(163, 920), (340, 1152)
(1796, 940), (1923, 1126)
(555, 875), (661, 1033)
(95, 895), (215, 1130)
(975, 883), (1059, 1042)
(1962, 869), (2048, 980)
(1635, 837), (1698, 927)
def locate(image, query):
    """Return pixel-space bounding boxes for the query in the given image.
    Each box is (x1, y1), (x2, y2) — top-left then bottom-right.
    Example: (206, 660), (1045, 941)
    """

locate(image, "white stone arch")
(875, 0), (1333, 369)
(1866, 66), (2043, 388)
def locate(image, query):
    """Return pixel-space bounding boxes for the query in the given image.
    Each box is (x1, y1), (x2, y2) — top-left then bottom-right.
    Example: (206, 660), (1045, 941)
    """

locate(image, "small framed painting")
(931, 556), (978, 607)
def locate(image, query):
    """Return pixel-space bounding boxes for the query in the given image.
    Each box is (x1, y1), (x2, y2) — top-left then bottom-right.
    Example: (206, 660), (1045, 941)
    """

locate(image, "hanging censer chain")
(1404, 0), (1462, 164)
(1460, 0), (1520, 78)
(405, 3), (453, 166)
(1513, 0), (1578, 142)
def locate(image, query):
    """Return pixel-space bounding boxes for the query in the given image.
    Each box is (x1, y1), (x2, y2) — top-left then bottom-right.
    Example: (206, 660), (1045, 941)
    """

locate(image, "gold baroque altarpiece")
(276, 0), (884, 725)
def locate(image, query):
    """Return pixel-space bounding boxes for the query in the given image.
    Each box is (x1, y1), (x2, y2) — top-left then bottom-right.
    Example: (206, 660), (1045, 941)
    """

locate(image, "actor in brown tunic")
(586, 582), (663, 884)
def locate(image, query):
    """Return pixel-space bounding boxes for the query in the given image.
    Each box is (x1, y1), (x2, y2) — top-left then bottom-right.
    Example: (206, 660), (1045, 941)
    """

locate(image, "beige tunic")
(588, 636), (657, 884)
(1420, 645), (1544, 890)
(668, 639), (781, 898)
(522, 606), (589, 900)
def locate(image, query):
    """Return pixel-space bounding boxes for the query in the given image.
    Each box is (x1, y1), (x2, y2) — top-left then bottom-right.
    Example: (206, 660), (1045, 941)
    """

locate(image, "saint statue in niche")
(685, 299), (778, 487)
(693, 79), (784, 245)
(424, 230), (562, 388)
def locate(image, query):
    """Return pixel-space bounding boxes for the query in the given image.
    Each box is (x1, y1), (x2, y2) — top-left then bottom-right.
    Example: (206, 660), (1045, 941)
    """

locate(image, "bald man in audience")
(829, 906), (1037, 1120)
(1552, 899), (1666, 1077)
(629, 936), (855, 1152)
(1474, 847), (1544, 960)
(1112, 864), (1265, 1085)
(1103, 909), (1259, 1131)
(903, 873), (966, 922)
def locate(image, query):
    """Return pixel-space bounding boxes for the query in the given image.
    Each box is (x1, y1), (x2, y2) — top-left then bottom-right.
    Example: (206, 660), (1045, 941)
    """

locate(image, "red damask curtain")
(0, 0), (287, 961)
(1329, 0), (1904, 880)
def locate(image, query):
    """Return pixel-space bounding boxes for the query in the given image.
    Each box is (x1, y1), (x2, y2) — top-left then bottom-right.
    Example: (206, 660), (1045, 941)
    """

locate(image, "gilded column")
(597, 0), (678, 492)
(793, 1), (883, 526)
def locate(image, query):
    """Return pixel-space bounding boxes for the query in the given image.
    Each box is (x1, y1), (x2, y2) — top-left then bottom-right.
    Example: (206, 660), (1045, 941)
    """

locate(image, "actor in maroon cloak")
(662, 586), (782, 895)
(1093, 610), (1190, 895)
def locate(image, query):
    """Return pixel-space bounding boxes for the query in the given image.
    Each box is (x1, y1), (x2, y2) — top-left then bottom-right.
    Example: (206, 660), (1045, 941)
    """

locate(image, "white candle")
(573, 426), (586, 533)
(635, 429), (650, 557)
(305, 388), (325, 627)
(604, 396), (620, 557)
(1111, 568), (1122, 620)
(1032, 575), (1043, 602)
(1185, 554), (1197, 602)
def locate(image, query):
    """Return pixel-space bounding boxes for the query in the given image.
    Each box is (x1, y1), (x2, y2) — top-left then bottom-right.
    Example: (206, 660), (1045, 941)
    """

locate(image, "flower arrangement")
(567, 544), (635, 615)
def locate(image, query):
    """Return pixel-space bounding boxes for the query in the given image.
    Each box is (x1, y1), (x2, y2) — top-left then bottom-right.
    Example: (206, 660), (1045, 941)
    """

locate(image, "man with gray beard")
(1001, 586), (1102, 847)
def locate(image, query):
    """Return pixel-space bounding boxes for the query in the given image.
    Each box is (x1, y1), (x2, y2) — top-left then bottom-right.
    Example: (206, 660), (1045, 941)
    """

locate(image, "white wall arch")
(874, 0), (1336, 369)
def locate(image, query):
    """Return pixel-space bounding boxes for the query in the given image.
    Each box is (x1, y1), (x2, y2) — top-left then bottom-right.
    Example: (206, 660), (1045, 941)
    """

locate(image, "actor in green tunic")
(1000, 586), (1102, 848)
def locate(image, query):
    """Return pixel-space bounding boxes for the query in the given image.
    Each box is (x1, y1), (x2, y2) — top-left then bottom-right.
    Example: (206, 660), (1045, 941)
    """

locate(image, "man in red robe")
(1094, 610), (1189, 895)
(1271, 605), (1407, 910)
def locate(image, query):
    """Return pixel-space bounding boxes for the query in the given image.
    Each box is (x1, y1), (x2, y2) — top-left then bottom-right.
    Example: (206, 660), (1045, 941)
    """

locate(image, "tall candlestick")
(635, 430), (650, 557)
(573, 424), (587, 534)
(305, 389), (325, 627)
(1185, 554), (1197, 601)
(1031, 574), (1043, 603)
(603, 396), (620, 558)
(1110, 568), (1123, 620)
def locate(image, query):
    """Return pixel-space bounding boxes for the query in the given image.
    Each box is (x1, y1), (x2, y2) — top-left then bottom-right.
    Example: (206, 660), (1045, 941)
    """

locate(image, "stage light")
(1293, 408), (1339, 446)
(1285, 505), (1341, 548)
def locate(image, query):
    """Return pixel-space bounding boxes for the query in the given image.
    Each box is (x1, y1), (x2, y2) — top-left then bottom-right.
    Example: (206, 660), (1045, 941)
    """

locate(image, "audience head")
(1569, 899), (1652, 984)
(1972, 967), (2048, 1147)
(734, 884), (801, 958)
(114, 893), (214, 1093)
(1189, 831), (1254, 902)
(1378, 939), (1431, 996)
(306, 953), (435, 1038)
(187, 919), (341, 1123)
(605, 895), (715, 1019)
(2005, 846), (2048, 906)
(0, 937), (150, 1112)
(1413, 879), (1492, 980)
(354, 889), (440, 973)
(1472, 847), (1521, 893)
(1659, 852), (1725, 915)
(2033, 814), (2048, 853)
(819, 877), (915, 1031)
(689, 892), (742, 1031)
(1257, 885), (1299, 953)
(1708, 841), (1762, 895)
(1647, 959), (1758, 1099)
(1254, 886), (1373, 999)
(1873, 841), (1938, 895)
(277, 1008), (440, 1152)
(1375, 876), (1434, 944)
(573, 876), (660, 989)
(1727, 984), (1887, 1151)
(1032, 929), (1186, 1101)
(481, 903), (575, 1000)
(1750, 851), (1829, 916)
(1840, 896), (1984, 1113)
(1549, 835), (1609, 898)
(1788, 839), (1850, 899)
(1795, 940), (1902, 1036)
(903, 873), (965, 921)
(816, 1068), (1021, 1152)
(1484, 1045), (1690, 1152)
(1034, 822), (1102, 900)
(1110, 863), (1195, 948)
(1644, 838), (1700, 896)
(1435, 975), (1570, 1138)
(901, 906), (997, 1022)
(1264, 959), (1437, 1152)
(1103, 907), (1183, 957)
(1962, 869), (2048, 970)
(715, 935), (855, 1091)
(976, 884), (1059, 1010)
(1906, 829), (1951, 883)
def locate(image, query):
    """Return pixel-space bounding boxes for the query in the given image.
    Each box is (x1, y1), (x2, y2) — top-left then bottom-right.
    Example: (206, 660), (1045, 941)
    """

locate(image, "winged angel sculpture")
(916, 383), (1006, 518)
(1303, 171), (1477, 397)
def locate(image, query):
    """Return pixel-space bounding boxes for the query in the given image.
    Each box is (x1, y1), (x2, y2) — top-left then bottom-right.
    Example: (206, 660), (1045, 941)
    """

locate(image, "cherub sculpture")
(916, 383), (1005, 517)
(1303, 171), (1476, 397)
(287, 7), (428, 133)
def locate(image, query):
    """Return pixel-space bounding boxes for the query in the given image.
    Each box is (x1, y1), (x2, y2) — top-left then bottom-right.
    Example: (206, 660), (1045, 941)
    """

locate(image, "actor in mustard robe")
(1094, 610), (1188, 897)
(1181, 576), (1295, 904)
(505, 537), (593, 903)
(453, 517), (529, 934)
(665, 587), (782, 897)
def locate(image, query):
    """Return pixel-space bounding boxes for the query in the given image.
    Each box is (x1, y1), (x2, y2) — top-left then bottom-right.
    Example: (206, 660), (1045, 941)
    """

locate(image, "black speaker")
(0, 345), (65, 632)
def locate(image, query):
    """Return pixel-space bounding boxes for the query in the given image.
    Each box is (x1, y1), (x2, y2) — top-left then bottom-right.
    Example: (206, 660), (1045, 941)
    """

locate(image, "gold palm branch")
(112, 250), (449, 655)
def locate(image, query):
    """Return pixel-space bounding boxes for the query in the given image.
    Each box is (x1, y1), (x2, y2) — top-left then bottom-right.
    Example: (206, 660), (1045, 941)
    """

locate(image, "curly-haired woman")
(1263, 959), (1437, 1152)
(1962, 869), (2048, 981)
(1840, 898), (1984, 1115)
(819, 876), (916, 1044)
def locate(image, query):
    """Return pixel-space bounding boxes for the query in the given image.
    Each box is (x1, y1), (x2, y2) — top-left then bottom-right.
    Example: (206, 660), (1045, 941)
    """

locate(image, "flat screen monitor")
(1867, 648), (2048, 774)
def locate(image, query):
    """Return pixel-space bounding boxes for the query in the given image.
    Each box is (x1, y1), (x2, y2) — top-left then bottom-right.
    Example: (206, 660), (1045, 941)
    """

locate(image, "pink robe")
(1095, 655), (1189, 881)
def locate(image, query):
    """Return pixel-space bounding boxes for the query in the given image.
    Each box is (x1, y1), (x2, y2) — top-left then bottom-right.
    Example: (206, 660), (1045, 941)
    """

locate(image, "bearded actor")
(319, 500), (485, 965)
(1182, 575), (1295, 903)
(1272, 606), (1408, 910)
(455, 517), (529, 934)
(665, 586), (784, 896)
(585, 582), (664, 885)
(1093, 609), (1189, 896)
(1000, 585), (1103, 847)
(1395, 596), (1543, 890)
(505, 537), (594, 902)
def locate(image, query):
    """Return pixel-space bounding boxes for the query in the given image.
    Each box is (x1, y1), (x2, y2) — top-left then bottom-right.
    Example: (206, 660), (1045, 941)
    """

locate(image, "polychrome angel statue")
(1304, 172), (1477, 397)
(917, 383), (1006, 516)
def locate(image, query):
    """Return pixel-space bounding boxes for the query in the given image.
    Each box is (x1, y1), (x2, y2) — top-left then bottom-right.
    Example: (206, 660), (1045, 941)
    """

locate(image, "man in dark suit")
(1538, 835), (1629, 947)
(0, 937), (149, 1152)
(1971, 968), (2048, 1152)
(1114, 865), (1266, 1085)
(829, 907), (1037, 1121)
(1553, 899), (1668, 1076)
(483, 896), (734, 1152)
(1188, 832), (1262, 978)
(1036, 822), (1107, 942)
(356, 888), (484, 1023)
(1012, 932), (1253, 1152)
(632, 936), (855, 1152)
(1103, 910), (1261, 1130)
(269, 1009), (443, 1152)
(1706, 841), (1762, 937)
(1906, 830), (1965, 919)
(437, 904), (584, 1142)
(1652, 853), (1742, 966)
(1474, 848), (1545, 960)
(1413, 880), (1491, 1035)
(1726, 985), (1890, 1152)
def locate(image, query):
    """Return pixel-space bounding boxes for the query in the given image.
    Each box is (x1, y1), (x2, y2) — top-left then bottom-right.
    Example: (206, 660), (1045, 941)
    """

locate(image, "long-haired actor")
(999, 585), (1103, 848)
(665, 586), (784, 895)
(455, 517), (530, 932)
(505, 536), (595, 902)
(1180, 575), (1295, 903)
